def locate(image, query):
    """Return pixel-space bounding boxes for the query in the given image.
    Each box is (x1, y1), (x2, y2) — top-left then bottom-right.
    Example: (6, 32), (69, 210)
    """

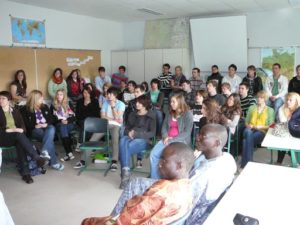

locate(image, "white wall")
(123, 21), (145, 50)
(0, 0), (125, 75)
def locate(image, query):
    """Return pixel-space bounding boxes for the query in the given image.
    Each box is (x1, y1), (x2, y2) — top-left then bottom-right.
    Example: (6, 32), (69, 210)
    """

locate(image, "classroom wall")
(0, 0), (125, 75)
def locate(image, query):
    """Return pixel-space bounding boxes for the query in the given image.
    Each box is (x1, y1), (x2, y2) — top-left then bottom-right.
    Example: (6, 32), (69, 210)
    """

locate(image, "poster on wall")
(261, 47), (295, 80)
(10, 16), (46, 47)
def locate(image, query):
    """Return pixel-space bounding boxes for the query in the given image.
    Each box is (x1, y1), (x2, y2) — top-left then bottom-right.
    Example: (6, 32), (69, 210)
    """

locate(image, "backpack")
(288, 107), (300, 138)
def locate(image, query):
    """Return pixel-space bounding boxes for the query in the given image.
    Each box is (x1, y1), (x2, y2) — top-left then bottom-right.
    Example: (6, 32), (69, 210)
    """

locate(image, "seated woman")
(221, 93), (242, 134)
(241, 90), (275, 168)
(82, 142), (195, 225)
(150, 93), (193, 179)
(119, 95), (156, 189)
(98, 82), (111, 108)
(190, 90), (207, 127)
(22, 90), (64, 171)
(50, 89), (76, 162)
(48, 68), (67, 99)
(276, 92), (300, 164)
(0, 91), (47, 183)
(10, 70), (27, 105)
(66, 69), (85, 111)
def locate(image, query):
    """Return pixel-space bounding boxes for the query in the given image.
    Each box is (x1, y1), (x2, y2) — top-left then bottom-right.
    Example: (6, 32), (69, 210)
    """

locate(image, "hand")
(194, 150), (202, 158)
(110, 101), (116, 108)
(246, 124), (253, 129)
(61, 120), (68, 125)
(270, 96), (277, 102)
(41, 123), (48, 128)
(163, 137), (170, 145)
(35, 124), (43, 129)
(128, 130), (135, 139)
(15, 128), (24, 133)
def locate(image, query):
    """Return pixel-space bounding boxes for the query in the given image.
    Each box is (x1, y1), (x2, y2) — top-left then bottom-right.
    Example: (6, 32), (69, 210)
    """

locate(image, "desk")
(261, 128), (300, 167)
(203, 162), (300, 225)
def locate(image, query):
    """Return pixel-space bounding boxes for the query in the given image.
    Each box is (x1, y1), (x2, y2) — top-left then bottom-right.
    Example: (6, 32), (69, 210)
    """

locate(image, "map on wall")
(11, 16), (46, 47)
(144, 18), (189, 49)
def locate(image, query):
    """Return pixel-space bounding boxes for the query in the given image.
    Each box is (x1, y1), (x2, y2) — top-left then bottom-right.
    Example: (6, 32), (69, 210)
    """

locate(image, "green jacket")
(48, 79), (67, 98)
(246, 105), (275, 127)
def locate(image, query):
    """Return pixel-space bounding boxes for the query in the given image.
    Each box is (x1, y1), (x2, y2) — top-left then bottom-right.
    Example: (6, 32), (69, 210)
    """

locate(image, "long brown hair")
(12, 70), (27, 90)
(203, 98), (227, 124)
(221, 93), (242, 120)
(169, 94), (189, 118)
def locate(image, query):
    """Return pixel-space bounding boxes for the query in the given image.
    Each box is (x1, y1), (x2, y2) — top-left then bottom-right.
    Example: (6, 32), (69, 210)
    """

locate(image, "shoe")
(60, 153), (75, 162)
(40, 151), (51, 160)
(110, 163), (118, 172)
(51, 163), (64, 171)
(73, 160), (86, 169)
(119, 169), (131, 189)
(136, 160), (143, 169)
(36, 157), (49, 167)
(75, 143), (81, 153)
(22, 175), (34, 184)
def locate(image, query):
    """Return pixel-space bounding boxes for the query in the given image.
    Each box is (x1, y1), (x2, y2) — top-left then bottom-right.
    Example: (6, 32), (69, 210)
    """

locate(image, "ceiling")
(7, 0), (298, 22)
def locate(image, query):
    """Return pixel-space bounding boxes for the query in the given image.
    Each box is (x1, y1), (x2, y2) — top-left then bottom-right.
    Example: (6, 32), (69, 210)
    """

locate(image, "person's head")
(119, 65), (126, 75)
(181, 80), (191, 92)
(14, 70), (27, 87)
(239, 82), (249, 98)
(195, 90), (208, 104)
(54, 89), (69, 111)
(192, 67), (200, 79)
(272, 63), (281, 76)
(53, 68), (63, 79)
(201, 99), (222, 124)
(221, 82), (231, 95)
(69, 69), (79, 81)
(284, 92), (300, 111)
(134, 85), (145, 98)
(162, 63), (170, 74)
(107, 87), (119, 101)
(127, 80), (137, 93)
(84, 83), (96, 93)
(196, 124), (228, 158)
(211, 65), (219, 74)
(228, 64), (237, 77)
(296, 65), (300, 77)
(175, 65), (183, 76)
(141, 81), (149, 93)
(159, 142), (194, 180)
(256, 90), (269, 105)
(26, 90), (44, 112)
(103, 82), (111, 93)
(226, 93), (240, 108)
(150, 78), (160, 90)
(120, 80), (127, 90)
(98, 66), (106, 78)
(0, 91), (12, 108)
(207, 80), (218, 95)
(169, 94), (189, 117)
(82, 84), (95, 100)
(247, 65), (256, 78)
(136, 94), (151, 112)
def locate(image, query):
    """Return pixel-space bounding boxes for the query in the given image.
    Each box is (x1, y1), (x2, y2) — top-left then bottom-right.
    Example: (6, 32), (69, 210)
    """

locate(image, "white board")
(111, 51), (128, 76)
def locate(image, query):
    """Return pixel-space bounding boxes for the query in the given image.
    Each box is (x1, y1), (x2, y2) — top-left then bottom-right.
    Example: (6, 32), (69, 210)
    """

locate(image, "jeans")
(154, 109), (164, 136)
(32, 125), (57, 165)
(267, 97), (284, 117)
(119, 136), (148, 169)
(150, 140), (167, 179)
(241, 128), (265, 168)
(56, 123), (74, 138)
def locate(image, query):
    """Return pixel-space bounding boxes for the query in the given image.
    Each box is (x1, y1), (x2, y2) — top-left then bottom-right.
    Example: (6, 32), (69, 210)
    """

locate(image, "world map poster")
(11, 16), (46, 47)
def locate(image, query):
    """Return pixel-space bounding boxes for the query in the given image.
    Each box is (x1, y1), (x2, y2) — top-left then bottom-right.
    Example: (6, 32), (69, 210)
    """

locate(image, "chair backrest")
(83, 117), (108, 134)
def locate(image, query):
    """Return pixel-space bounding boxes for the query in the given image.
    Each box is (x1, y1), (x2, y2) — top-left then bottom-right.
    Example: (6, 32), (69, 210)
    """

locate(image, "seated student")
(98, 82), (111, 108)
(288, 65), (300, 95)
(22, 90), (64, 171)
(221, 82), (232, 98)
(239, 82), (257, 118)
(242, 65), (263, 97)
(119, 95), (156, 189)
(111, 65), (128, 89)
(182, 80), (196, 107)
(10, 70), (27, 105)
(84, 83), (100, 99)
(141, 81), (149, 93)
(265, 63), (288, 116)
(222, 64), (242, 93)
(117, 80), (127, 102)
(191, 90), (207, 127)
(241, 90), (275, 168)
(207, 80), (226, 106)
(0, 91), (48, 184)
(66, 69), (85, 105)
(189, 67), (205, 91)
(48, 68), (67, 99)
(122, 80), (136, 104)
(95, 66), (111, 93)
(157, 63), (173, 98)
(221, 93), (242, 134)
(276, 92), (300, 164)
(207, 65), (223, 93)
(150, 94), (193, 179)
(82, 142), (195, 225)
(50, 89), (76, 162)
(147, 78), (165, 136)
(170, 65), (187, 93)
(111, 124), (236, 225)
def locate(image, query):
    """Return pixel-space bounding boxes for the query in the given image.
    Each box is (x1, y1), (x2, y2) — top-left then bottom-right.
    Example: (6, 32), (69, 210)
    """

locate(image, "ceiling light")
(137, 8), (163, 16)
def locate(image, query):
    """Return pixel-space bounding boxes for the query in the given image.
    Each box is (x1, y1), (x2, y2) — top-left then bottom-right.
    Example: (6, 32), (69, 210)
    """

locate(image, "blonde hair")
(26, 90), (43, 112)
(256, 90), (269, 102)
(169, 94), (189, 117)
(283, 92), (300, 114)
(53, 89), (69, 112)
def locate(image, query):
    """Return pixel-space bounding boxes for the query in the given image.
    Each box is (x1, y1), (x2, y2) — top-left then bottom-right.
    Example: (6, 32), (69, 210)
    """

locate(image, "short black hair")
(163, 63), (170, 69)
(141, 81), (149, 92)
(128, 80), (137, 87)
(0, 91), (12, 101)
(239, 82), (249, 89)
(98, 66), (105, 72)
(296, 64), (300, 70)
(181, 80), (191, 85)
(212, 65), (219, 69)
(192, 67), (200, 73)
(135, 84), (145, 92)
(151, 78), (161, 89)
(136, 94), (151, 110)
(273, 63), (281, 69)
(107, 87), (119, 96)
(119, 65), (126, 71)
(228, 64), (237, 71)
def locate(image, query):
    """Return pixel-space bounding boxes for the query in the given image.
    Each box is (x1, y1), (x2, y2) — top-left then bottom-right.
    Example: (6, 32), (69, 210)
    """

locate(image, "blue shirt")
(95, 75), (111, 93)
(101, 100), (125, 122)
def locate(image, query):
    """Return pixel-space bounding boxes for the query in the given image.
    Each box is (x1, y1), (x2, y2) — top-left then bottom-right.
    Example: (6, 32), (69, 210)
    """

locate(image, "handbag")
(272, 123), (289, 138)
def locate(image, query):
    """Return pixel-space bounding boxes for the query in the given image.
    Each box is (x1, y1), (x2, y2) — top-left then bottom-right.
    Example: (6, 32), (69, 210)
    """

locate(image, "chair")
(0, 146), (17, 171)
(192, 123), (200, 149)
(224, 126), (239, 160)
(78, 117), (111, 176)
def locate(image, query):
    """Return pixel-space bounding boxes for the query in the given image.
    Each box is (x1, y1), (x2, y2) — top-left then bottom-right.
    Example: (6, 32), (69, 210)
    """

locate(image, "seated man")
(81, 142), (195, 225)
(111, 124), (236, 224)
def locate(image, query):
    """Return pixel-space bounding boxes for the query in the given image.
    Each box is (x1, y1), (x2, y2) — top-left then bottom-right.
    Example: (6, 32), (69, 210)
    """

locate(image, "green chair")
(224, 126), (239, 160)
(77, 117), (111, 176)
(1, 146), (17, 170)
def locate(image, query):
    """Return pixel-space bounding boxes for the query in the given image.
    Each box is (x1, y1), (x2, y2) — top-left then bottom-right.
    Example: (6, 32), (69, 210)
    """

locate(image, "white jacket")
(265, 75), (288, 99)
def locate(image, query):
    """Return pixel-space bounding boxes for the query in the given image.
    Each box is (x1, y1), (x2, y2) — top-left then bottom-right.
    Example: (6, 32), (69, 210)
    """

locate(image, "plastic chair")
(224, 126), (239, 160)
(0, 146), (17, 171)
(78, 117), (111, 176)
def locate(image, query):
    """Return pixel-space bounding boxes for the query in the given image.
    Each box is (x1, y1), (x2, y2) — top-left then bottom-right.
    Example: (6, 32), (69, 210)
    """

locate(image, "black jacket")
(50, 102), (76, 125)
(207, 73), (223, 93)
(242, 75), (263, 96)
(0, 107), (26, 133)
(288, 77), (300, 95)
(75, 98), (100, 122)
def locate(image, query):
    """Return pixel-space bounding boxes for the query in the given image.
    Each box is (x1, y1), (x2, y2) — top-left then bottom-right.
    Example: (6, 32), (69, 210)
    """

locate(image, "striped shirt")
(190, 78), (205, 91)
(240, 95), (256, 117)
(157, 73), (173, 89)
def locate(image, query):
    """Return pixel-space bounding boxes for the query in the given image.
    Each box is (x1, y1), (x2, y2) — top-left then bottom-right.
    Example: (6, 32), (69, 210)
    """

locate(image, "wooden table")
(203, 162), (300, 225)
(261, 128), (300, 167)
